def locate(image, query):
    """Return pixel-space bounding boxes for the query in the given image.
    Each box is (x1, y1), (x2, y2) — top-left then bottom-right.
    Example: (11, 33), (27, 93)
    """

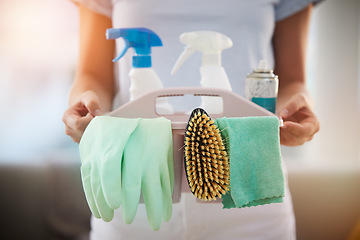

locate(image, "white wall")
(283, 0), (360, 168)
(0, 0), (79, 162)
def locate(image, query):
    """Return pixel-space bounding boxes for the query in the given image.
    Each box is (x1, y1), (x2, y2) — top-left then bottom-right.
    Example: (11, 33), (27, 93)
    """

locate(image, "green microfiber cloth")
(214, 116), (284, 209)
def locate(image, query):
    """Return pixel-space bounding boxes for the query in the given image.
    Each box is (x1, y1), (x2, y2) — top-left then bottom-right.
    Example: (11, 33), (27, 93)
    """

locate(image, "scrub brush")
(184, 108), (230, 201)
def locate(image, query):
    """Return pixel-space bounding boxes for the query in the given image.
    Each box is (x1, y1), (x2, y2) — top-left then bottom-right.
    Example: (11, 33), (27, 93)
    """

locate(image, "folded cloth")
(214, 116), (284, 209)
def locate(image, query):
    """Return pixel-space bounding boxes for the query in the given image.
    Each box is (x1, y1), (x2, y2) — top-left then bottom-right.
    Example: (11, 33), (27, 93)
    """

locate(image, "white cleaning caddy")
(108, 87), (278, 203)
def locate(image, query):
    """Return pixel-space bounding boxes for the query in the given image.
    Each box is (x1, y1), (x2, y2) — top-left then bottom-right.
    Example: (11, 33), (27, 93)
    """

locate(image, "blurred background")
(0, 0), (359, 239)
(0, 0), (78, 162)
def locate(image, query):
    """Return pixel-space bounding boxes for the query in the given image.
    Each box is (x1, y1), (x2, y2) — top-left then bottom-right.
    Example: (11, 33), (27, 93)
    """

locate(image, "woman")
(63, 0), (320, 239)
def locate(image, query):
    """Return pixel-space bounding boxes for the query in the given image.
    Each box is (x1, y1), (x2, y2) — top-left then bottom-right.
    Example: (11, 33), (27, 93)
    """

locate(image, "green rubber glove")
(79, 116), (140, 222)
(121, 117), (174, 231)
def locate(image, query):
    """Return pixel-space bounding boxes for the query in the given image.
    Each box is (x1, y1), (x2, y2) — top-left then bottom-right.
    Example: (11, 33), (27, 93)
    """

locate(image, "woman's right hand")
(62, 91), (103, 143)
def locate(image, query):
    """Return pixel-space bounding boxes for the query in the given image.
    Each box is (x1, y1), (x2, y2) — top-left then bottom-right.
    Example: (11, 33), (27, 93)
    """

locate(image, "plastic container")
(108, 87), (278, 203)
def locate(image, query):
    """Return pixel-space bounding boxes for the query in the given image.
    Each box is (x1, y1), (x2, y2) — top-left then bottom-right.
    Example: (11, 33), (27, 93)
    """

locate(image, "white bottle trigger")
(171, 31), (233, 114)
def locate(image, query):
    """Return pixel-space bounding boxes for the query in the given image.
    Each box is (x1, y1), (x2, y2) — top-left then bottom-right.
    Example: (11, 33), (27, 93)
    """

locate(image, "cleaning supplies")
(184, 108), (229, 201)
(106, 27), (173, 114)
(79, 116), (174, 231)
(79, 116), (140, 222)
(122, 117), (174, 231)
(214, 116), (285, 209)
(171, 31), (233, 114)
(245, 59), (279, 113)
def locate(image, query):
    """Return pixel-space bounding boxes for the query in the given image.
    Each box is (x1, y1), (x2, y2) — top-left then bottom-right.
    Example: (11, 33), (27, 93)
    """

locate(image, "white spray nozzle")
(171, 31), (233, 75)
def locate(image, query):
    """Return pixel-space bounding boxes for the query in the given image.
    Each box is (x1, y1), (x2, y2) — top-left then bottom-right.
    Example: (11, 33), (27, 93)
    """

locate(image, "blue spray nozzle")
(106, 28), (162, 67)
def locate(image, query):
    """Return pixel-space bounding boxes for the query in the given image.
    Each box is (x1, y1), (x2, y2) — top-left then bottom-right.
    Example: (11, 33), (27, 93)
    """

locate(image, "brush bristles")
(184, 108), (230, 201)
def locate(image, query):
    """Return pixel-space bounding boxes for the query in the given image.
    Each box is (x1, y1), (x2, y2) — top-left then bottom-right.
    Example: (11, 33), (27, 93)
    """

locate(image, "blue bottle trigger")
(112, 38), (130, 62)
(105, 28), (163, 68)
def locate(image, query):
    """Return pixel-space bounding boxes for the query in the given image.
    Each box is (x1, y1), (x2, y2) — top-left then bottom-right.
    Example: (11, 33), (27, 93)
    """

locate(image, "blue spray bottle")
(106, 27), (173, 114)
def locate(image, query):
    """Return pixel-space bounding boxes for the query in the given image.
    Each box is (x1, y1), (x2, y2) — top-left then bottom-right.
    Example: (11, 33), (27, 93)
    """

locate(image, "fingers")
(101, 117), (140, 209)
(80, 163), (101, 218)
(280, 116), (319, 146)
(81, 91), (103, 117)
(62, 91), (102, 143)
(279, 93), (307, 119)
(121, 174), (141, 225)
(63, 111), (93, 142)
(101, 158), (122, 209)
(163, 139), (174, 221)
(91, 166), (114, 222)
(280, 122), (306, 146)
(160, 164), (173, 222)
(142, 172), (163, 231)
(167, 148), (175, 196)
(278, 93), (320, 146)
(121, 129), (141, 225)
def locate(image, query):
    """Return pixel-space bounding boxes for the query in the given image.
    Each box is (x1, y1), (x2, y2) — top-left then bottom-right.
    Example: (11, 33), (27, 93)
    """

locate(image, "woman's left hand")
(278, 93), (320, 146)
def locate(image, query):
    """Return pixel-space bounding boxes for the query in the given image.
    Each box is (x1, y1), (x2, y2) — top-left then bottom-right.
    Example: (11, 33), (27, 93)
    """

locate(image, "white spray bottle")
(171, 31), (233, 113)
(106, 27), (173, 114)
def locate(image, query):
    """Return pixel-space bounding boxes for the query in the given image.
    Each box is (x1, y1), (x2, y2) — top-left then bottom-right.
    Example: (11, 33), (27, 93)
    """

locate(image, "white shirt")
(73, 0), (319, 109)
(71, 0), (319, 239)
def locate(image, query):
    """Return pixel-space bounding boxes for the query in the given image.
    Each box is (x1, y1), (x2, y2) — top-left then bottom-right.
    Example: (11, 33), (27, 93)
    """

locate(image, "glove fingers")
(142, 173), (163, 231)
(121, 178), (141, 225)
(80, 163), (101, 218)
(102, 117), (140, 209)
(160, 118), (174, 193)
(167, 145), (175, 195)
(101, 157), (122, 209)
(91, 167), (114, 222)
(160, 165), (173, 222)
(121, 120), (143, 225)
(161, 127), (174, 222)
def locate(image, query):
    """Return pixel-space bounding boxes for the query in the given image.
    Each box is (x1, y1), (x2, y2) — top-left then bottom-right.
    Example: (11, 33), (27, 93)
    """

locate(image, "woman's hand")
(278, 93), (319, 146)
(62, 6), (115, 143)
(272, 4), (319, 146)
(62, 91), (103, 143)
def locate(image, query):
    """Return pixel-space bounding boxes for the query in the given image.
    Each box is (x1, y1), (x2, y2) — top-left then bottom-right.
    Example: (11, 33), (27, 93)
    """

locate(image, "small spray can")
(245, 60), (279, 113)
